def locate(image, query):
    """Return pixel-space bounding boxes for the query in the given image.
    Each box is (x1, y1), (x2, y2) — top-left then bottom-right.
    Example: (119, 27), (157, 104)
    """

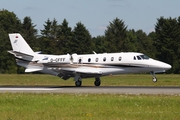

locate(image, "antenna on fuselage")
(93, 51), (97, 54)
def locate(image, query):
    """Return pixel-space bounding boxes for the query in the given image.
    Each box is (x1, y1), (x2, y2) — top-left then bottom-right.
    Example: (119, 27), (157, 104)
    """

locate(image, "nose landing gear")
(150, 72), (158, 83)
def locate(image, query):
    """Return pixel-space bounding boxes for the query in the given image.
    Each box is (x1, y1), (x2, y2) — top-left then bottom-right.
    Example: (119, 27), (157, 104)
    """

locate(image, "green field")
(0, 74), (179, 86)
(0, 93), (180, 120)
(0, 74), (180, 120)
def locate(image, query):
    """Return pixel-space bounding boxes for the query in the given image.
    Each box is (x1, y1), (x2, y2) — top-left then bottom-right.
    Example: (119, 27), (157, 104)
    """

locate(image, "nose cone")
(150, 59), (172, 72)
(164, 63), (172, 70)
(156, 60), (171, 70)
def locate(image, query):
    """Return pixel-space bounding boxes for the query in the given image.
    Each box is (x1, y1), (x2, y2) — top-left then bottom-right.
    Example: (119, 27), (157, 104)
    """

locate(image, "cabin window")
(70, 55), (73, 61)
(134, 56), (136, 60)
(88, 58), (91, 62)
(78, 58), (82, 64)
(119, 56), (122, 61)
(103, 57), (106, 62)
(96, 58), (98, 62)
(111, 57), (114, 61)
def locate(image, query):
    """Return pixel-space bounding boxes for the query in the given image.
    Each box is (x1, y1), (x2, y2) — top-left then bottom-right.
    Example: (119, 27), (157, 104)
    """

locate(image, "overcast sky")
(1, 0), (180, 37)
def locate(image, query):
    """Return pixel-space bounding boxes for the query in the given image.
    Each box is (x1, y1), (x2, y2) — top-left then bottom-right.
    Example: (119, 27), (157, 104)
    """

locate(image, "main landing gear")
(74, 74), (101, 87)
(150, 71), (158, 83)
(75, 80), (82, 87)
(74, 74), (82, 87)
(94, 77), (101, 86)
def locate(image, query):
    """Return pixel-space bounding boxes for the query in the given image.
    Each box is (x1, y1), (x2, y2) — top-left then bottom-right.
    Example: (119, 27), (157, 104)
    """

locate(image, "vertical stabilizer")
(9, 33), (34, 55)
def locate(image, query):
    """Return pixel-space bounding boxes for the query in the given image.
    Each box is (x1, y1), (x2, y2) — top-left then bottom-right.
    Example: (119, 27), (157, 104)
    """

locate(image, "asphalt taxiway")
(0, 86), (180, 95)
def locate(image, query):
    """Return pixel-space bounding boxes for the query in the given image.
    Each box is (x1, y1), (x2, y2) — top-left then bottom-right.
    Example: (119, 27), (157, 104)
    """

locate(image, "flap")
(25, 68), (42, 72)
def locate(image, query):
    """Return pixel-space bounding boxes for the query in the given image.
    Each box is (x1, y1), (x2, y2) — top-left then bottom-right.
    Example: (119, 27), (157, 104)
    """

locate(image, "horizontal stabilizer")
(8, 50), (34, 61)
(25, 68), (42, 72)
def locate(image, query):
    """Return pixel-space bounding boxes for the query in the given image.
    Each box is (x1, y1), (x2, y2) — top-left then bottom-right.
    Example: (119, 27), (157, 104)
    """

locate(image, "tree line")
(0, 9), (179, 73)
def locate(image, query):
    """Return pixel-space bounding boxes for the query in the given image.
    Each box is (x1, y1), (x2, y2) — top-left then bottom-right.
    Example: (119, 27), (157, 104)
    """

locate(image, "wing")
(57, 67), (103, 80)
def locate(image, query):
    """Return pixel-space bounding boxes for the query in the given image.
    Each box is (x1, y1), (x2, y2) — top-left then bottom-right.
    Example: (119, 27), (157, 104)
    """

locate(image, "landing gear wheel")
(152, 77), (157, 83)
(94, 77), (101, 86)
(75, 81), (82, 87)
(94, 80), (101, 86)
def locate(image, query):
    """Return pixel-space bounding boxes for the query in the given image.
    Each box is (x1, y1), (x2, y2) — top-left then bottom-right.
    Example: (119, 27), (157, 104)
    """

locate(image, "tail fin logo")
(14, 40), (18, 43)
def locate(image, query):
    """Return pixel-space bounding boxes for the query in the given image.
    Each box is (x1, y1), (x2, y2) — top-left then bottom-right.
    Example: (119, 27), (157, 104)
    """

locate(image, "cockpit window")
(140, 55), (149, 60)
(137, 56), (142, 60)
(136, 55), (149, 60)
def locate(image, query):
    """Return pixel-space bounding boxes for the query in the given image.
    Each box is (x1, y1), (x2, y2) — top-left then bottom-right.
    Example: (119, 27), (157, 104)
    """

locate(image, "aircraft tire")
(152, 77), (157, 83)
(75, 81), (82, 87)
(94, 80), (101, 86)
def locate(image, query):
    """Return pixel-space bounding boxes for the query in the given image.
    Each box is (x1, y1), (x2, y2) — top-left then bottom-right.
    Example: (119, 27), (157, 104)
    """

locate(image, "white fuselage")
(16, 52), (171, 78)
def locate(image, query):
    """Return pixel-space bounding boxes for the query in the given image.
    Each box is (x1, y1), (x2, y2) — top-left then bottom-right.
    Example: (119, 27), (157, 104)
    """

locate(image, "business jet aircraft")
(8, 33), (171, 87)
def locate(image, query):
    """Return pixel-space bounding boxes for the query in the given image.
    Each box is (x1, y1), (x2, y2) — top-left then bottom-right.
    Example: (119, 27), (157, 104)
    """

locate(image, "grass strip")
(0, 93), (179, 120)
(0, 74), (179, 86)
